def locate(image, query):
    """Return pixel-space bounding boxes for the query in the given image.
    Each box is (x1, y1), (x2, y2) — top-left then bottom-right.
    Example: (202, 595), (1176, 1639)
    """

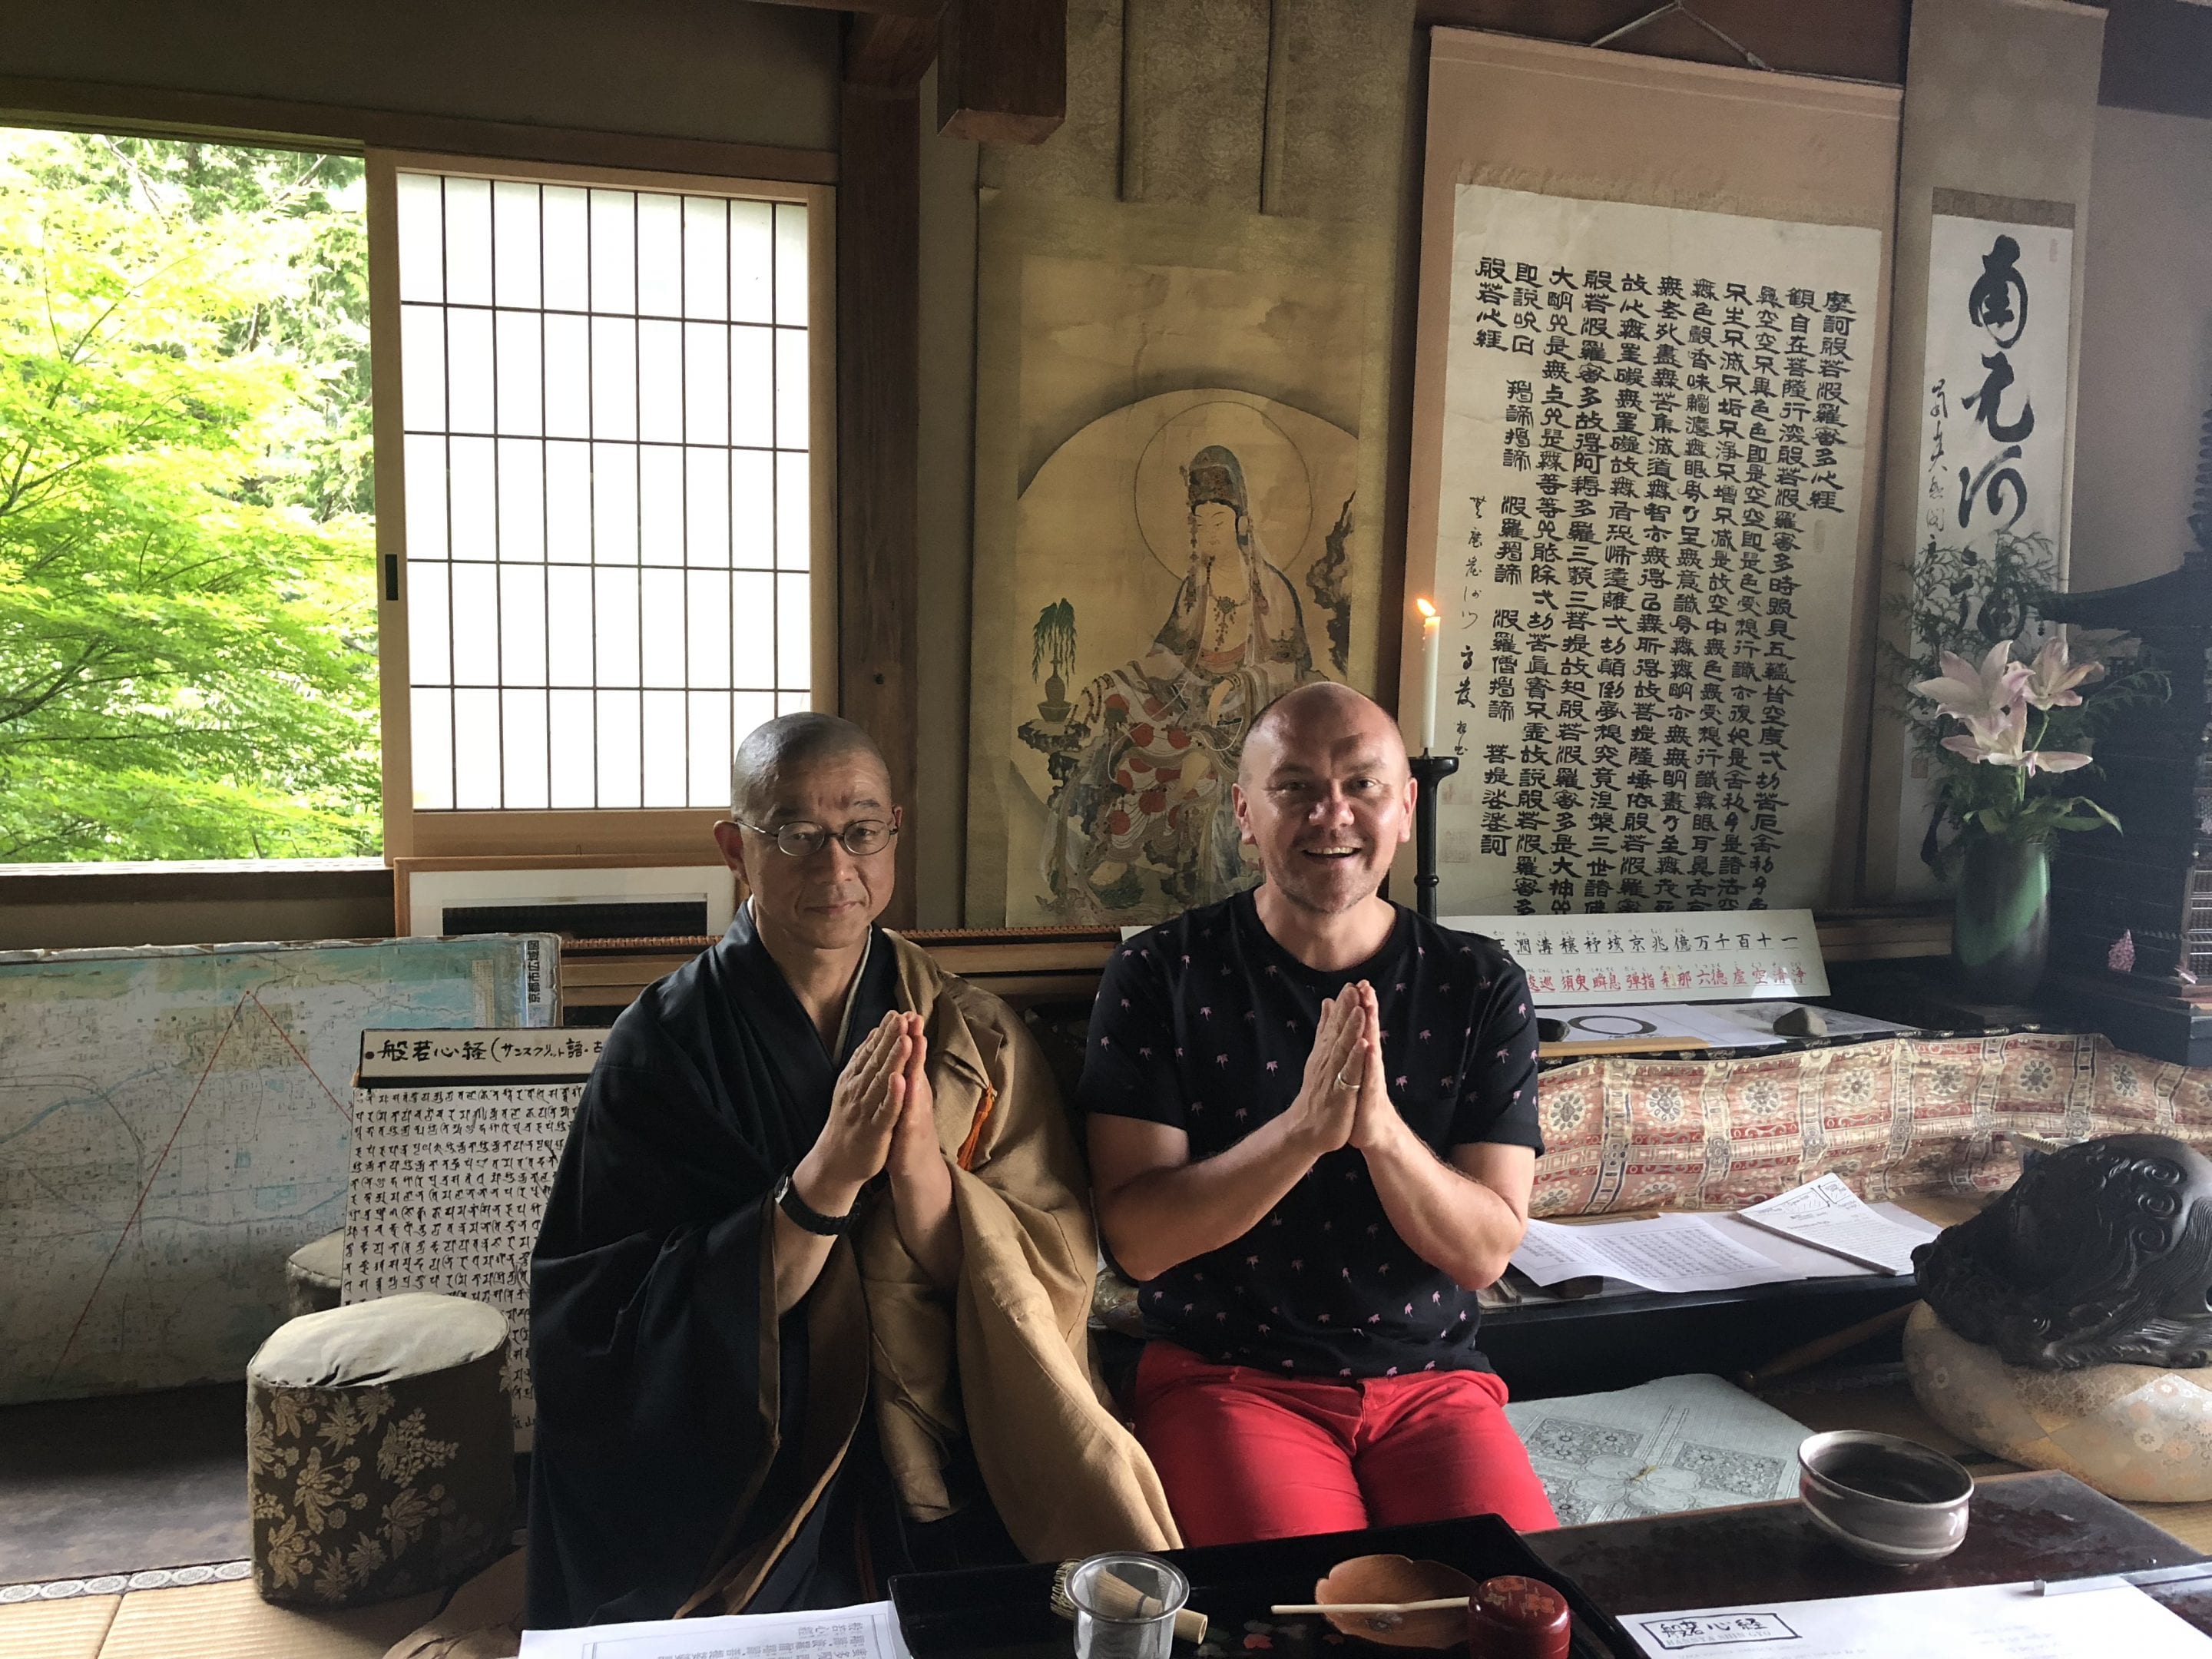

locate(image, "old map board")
(0, 935), (554, 1403)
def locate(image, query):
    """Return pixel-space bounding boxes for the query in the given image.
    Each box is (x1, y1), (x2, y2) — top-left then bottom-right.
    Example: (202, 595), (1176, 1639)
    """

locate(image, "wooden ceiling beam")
(937, 0), (1067, 144)
(762, 0), (941, 18)
(845, 5), (944, 91)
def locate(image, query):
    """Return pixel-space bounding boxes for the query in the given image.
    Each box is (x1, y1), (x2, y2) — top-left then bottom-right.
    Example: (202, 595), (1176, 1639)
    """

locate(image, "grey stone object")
(1914, 1133), (2212, 1370)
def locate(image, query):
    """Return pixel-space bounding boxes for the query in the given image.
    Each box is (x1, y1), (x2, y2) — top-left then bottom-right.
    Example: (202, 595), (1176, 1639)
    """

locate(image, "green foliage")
(0, 129), (379, 861)
(1877, 531), (2165, 873)
(1031, 599), (1076, 684)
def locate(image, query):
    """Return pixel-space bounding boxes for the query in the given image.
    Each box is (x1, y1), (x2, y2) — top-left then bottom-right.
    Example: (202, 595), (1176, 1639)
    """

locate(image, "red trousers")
(1131, 1341), (1558, 1548)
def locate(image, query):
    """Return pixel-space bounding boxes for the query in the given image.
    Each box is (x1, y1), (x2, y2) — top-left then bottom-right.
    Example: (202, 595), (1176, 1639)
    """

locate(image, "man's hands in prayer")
(1281, 988), (1369, 1159)
(1092, 985), (1377, 1283)
(1346, 982), (1411, 1154)
(887, 1012), (937, 1167)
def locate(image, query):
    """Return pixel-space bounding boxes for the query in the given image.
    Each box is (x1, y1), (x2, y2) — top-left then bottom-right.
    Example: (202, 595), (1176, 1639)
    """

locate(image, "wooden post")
(839, 31), (926, 926)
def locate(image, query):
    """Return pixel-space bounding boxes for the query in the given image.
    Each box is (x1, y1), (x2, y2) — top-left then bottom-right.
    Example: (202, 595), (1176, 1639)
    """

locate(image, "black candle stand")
(1409, 750), (1459, 921)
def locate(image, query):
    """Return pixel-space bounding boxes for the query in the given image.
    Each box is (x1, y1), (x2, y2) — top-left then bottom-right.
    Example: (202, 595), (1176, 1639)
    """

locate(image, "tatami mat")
(0, 1594), (120, 1659)
(94, 1580), (443, 1659)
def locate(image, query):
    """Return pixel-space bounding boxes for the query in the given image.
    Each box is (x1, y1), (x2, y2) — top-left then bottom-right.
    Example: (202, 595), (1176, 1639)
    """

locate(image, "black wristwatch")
(773, 1170), (854, 1237)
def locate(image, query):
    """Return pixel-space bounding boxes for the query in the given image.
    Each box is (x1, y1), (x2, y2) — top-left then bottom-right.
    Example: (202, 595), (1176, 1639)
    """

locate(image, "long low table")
(1530, 1468), (2212, 1634)
(882, 1469), (2208, 1658)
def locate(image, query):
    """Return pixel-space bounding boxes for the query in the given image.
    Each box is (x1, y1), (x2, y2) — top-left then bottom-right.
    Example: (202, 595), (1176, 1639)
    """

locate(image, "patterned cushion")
(246, 1292), (511, 1607)
(1530, 1031), (2203, 1216)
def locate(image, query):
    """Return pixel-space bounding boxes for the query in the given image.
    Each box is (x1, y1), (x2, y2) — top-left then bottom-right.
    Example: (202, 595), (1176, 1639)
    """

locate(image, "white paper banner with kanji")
(1424, 185), (1881, 917)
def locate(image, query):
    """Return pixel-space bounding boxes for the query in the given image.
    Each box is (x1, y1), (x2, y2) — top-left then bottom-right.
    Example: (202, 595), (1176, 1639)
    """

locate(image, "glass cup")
(1065, 1551), (1190, 1659)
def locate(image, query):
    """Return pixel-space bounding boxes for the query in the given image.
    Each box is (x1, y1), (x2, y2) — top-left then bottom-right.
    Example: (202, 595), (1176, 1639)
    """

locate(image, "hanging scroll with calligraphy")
(1422, 186), (1883, 916)
(1912, 210), (2073, 565)
(1888, 204), (2075, 887)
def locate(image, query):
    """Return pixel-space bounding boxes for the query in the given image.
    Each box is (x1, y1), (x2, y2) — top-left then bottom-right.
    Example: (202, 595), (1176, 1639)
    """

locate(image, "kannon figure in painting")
(1040, 444), (1322, 919)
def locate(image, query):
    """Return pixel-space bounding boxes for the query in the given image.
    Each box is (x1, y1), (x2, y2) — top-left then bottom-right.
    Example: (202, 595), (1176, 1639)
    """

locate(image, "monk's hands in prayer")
(775, 1012), (907, 1313)
(884, 1011), (962, 1291)
(1282, 988), (1368, 1160)
(812, 1010), (911, 1190)
(887, 1012), (935, 1162)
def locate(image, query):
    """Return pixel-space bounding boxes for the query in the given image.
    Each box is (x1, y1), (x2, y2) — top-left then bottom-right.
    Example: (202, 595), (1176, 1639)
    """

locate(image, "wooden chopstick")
(1269, 1598), (1469, 1615)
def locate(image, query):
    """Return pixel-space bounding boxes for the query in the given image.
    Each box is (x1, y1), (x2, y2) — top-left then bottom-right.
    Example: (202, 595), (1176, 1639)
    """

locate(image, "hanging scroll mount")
(1590, 2), (1776, 74)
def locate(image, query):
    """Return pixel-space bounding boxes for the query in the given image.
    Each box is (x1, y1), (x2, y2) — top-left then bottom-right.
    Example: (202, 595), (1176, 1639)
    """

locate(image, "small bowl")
(1313, 1554), (1479, 1649)
(1797, 1429), (1973, 1565)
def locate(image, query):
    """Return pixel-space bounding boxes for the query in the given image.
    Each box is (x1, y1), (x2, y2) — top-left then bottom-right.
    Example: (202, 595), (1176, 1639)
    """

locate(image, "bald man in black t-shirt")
(1081, 684), (1556, 1545)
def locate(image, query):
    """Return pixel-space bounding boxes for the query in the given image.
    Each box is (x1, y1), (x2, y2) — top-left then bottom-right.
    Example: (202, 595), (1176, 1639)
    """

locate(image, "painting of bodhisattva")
(1031, 441), (1338, 919)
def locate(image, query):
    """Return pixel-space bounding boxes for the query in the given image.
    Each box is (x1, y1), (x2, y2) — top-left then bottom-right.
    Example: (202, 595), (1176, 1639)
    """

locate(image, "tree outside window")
(0, 130), (379, 862)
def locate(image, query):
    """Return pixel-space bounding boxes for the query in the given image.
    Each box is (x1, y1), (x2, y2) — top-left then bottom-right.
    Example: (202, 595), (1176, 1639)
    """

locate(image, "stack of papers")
(1512, 1177), (1941, 1295)
(521, 1602), (913, 1659)
(1737, 1173), (1926, 1275)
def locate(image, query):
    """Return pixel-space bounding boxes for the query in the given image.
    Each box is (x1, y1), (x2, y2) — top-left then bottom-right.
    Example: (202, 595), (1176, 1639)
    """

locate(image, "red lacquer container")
(1465, 1573), (1571, 1659)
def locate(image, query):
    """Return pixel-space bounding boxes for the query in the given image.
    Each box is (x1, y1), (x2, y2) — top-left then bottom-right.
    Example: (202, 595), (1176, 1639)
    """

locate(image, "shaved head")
(730, 714), (890, 821)
(1230, 681), (1413, 922)
(1239, 681), (1407, 788)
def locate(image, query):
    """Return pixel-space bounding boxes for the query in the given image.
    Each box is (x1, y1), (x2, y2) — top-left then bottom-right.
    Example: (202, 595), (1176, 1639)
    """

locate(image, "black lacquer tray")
(889, 1515), (1641, 1659)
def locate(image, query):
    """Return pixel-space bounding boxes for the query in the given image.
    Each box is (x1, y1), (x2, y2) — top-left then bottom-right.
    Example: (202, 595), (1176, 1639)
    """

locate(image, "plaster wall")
(2068, 104), (2212, 592)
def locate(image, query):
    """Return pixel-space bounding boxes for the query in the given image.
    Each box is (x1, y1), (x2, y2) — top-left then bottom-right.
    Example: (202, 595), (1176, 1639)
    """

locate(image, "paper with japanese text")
(520, 1601), (913, 1659)
(1737, 1173), (1928, 1275)
(1425, 188), (1880, 916)
(1626, 1580), (2210, 1657)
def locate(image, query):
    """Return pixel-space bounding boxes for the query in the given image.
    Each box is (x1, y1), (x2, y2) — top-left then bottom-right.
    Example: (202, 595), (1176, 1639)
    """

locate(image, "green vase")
(1950, 835), (2050, 1005)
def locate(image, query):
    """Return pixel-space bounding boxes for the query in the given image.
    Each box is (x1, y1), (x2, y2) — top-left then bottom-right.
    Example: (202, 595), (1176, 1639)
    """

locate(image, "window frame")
(366, 148), (837, 863)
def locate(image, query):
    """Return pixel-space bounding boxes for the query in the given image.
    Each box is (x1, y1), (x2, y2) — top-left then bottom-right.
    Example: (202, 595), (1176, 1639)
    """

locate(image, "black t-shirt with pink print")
(1079, 888), (1544, 1380)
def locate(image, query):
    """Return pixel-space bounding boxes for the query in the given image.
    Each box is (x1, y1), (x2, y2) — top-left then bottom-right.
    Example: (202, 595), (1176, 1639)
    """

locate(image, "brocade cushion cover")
(247, 1292), (512, 1607)
(1528, 1031), (2206, 1216)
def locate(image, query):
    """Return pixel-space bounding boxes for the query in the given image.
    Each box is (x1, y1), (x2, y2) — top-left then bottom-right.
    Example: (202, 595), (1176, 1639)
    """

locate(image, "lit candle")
(1414, 596), (1440, 756)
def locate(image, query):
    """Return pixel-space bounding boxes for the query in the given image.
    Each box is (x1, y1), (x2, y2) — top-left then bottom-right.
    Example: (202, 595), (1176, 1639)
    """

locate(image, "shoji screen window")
(369, 156), (832, 858)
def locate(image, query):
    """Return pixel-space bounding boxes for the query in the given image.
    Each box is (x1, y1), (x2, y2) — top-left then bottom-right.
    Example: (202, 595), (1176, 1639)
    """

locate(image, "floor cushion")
(246, 1292), (511, 1607)
(284, 1228), (345, 1318)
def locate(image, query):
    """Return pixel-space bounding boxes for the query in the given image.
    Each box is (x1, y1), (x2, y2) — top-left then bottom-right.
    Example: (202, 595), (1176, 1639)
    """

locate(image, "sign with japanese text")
(357, 1027), (605, 1081)
(1441, 906), (1829, 1005)
(1910, 213), (2072, 574)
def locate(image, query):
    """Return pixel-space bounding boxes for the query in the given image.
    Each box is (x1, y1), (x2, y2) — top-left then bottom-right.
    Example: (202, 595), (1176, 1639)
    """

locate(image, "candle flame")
(1413, 596), (1438, 620)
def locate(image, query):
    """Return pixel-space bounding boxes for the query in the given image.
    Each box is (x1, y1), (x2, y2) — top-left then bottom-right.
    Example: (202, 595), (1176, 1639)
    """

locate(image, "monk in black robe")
(526, 715), (1174, 1631)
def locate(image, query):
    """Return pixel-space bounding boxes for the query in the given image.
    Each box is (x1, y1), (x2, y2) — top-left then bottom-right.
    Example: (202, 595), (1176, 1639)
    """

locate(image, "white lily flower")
(1939, 701), (2092, 774)
(1914, 641), (2028, 724)
(2019, 637), (2105, 710)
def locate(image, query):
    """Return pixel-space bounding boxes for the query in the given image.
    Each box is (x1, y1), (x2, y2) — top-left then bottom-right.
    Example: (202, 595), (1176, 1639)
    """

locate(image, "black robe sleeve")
(524, 995), (799, 1630)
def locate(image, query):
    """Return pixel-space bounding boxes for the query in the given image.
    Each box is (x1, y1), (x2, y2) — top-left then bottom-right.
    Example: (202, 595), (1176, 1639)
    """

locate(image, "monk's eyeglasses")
(738, 811), (901, 858)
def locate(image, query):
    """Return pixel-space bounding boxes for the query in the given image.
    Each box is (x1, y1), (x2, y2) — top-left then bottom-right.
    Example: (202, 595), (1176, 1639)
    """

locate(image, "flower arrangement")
(1883, 534), (2155, 871)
